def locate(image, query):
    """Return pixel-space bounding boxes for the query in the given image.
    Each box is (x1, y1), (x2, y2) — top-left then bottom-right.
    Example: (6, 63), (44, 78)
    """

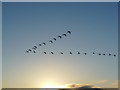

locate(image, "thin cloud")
(65, 83), (101, 88)
(107, 80), (118, 88)
(96, 80), (109, 84)
(95, 80), (118, 88)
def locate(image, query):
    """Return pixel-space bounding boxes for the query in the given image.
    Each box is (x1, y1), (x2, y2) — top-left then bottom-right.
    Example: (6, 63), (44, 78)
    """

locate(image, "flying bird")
(34, 46), (37, 48)
(60, 52), (63, 54)
(49, 40), (53, 43)
(53, 38), (56, 41)
(98, 53), (101, 55)
(58, 35), (62, 38)
(67, 31), (71, 34)
(69, 52), (72, 54)
(113, 54), (116, 57)
(78, 52), (80, 54)
(38, 44), (42, 46)
(51, 52), (54, 54)
(62, 34), (67, 37)
(109, 54), (111, 56)
(42, 42), (46, 45)
(93, 52), (95, 54)
(103, 54), (106, 55)
(44, 52), (47, 54)
(33, 51), (36, 53)
(26, 50), (29, 53)
(28, 49), (31, 52)
(84, 53), (87, 55)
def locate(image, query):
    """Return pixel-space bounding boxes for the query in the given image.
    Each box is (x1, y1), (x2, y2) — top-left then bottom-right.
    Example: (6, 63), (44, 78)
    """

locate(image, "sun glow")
(43, 83), (66, 88)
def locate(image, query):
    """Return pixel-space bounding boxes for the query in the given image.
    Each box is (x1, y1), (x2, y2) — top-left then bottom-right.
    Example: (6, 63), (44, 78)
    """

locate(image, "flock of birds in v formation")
(26, 31), (116, 57)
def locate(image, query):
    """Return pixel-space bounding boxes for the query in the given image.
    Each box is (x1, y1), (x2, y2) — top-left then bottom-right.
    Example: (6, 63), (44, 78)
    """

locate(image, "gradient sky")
(2, 2), (118, 88)
(0, 1), (2, 89)
(2, 0), (120, 2)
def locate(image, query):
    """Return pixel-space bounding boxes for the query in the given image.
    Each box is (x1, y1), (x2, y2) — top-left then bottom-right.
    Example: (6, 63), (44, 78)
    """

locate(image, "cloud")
(63, 80), (118, 89)
(65, 83), (101, 88)
(107, 80), (118, 88)
(94, 80), (118, 88)
(96, 80), (109, 84)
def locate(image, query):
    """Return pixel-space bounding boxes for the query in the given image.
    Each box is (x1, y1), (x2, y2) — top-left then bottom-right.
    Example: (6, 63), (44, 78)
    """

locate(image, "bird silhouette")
(98, 53), (101, 55)
(58, 36), (62, 38)
(69, 52), (72, 54)
(42, 42), (46, 45)
(28, 49), (32, 52)
(93, 52), (95, 54)
(38, 44), (42, 46)
(109, 54), (111, 56)
(33, 51), (36, 53)
(53, 38), (56, 41)
(60, 52), (63, 54)
(78, 52), (80, 54)
(84, 53), (87, 55)
(51, 52), (54, 54)
(103, 54), (106, 55)
(44, 52), (47, 54)
(49, 40), (53, 43)
(67, 31), (71, 34)
(34, 46), (37, 48)
(62, 34), (67, 37)
(114, 54), (116, 57)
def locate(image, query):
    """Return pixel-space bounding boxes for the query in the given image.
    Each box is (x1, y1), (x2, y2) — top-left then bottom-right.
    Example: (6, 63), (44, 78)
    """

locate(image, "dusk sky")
(0, 1), (2, 89)
(2, 2), (118, 88)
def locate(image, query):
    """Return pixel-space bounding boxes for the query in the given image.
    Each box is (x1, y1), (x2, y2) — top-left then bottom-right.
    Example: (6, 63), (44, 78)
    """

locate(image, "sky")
(2, 2), (118, 88)
(0, 1), (2, 89)
(1, 0), (120, 2)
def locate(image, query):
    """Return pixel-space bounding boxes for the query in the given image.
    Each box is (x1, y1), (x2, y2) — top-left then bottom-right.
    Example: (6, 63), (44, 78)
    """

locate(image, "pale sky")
(1, 0), (120, 2)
